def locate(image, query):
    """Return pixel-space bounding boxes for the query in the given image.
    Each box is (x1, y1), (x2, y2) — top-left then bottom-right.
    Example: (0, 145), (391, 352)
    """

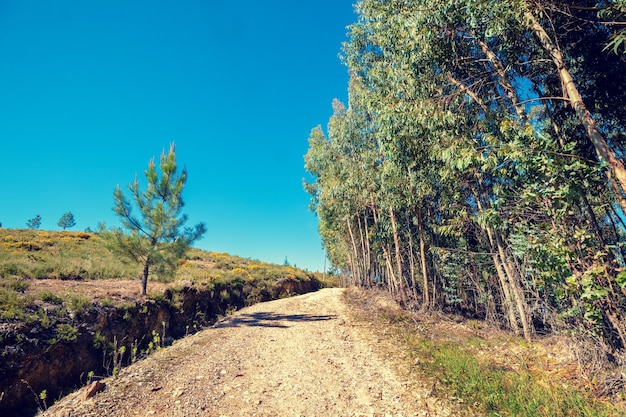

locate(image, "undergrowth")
(408, 336), (614, 416)
(345, 288), (622, 417)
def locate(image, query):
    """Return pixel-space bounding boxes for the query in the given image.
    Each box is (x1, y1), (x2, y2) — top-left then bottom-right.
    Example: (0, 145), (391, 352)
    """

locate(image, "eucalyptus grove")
(306, 0), (626, 350)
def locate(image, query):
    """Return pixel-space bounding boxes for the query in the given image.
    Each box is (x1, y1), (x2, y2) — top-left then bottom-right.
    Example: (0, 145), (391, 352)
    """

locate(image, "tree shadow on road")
(214, 312), (336, 328)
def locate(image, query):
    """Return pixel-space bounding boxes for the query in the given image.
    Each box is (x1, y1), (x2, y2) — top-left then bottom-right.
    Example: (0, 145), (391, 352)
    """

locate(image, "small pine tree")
(104, 143), (206, 295)
(26, 215), (42, 229)
(57, 212), (76, 230)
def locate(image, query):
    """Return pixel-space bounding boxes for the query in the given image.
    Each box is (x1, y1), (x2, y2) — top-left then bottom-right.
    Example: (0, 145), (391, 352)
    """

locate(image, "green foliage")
(39, 291), (63, 305)
(26, 215), (41, 230)
(0, 286), (33, 320)
(66, 293), (92, 314)
(57, 212), (76, 230)
(103, 143), (206, 295)
(306, 0), (626, 351)
(52, 323), (79, 343)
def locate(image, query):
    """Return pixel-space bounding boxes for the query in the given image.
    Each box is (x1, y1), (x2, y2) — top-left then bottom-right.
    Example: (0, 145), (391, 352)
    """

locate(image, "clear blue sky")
(0, 0), (355, 272)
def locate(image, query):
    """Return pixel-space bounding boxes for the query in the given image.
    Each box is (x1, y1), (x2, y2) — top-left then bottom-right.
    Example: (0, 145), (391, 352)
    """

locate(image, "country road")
(42, 288), (454, 417)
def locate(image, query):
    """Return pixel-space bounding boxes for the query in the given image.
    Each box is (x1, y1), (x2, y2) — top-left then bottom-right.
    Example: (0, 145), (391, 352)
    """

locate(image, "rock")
(83, 381), (105, 400)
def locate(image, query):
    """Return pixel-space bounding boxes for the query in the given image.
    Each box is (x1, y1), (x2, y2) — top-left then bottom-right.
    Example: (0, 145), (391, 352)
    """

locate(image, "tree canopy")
(26, 215), (42, 230)
(57, 212), (76, 230)
(306, 0), (626, 351)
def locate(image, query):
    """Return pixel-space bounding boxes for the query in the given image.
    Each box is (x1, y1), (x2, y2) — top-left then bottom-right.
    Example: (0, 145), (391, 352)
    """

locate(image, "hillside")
(0, 228), (333, 416)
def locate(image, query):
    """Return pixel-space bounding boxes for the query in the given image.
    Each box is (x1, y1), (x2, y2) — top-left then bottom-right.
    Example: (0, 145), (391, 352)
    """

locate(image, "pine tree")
(26, 215), (42, 230)
(104, 143), (206, 295)
(57, 212), (76, 230)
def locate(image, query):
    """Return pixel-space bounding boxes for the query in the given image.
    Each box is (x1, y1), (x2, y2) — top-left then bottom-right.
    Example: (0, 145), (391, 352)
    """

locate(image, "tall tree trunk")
(416, 209), (431, 308)
(473, 186), (520, 334)
(389, 207), (408, 303)
(406, 223), (418, 300)
(357, 214), (370, 285)
(363, 213), (372, 281)
(494, 231), (533, 342)
(346, 218), (362, 286)
(525, 10), (626, 214)
(486, 227), (521, 335)
(371, 200), (398, 295)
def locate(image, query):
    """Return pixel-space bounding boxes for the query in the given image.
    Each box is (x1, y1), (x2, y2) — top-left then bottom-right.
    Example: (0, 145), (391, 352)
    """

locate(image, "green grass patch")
(407, 335), (614, 417)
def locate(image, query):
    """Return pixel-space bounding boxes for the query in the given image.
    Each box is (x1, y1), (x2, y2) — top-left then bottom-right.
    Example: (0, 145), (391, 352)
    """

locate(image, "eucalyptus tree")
(306, 0), (626, 347)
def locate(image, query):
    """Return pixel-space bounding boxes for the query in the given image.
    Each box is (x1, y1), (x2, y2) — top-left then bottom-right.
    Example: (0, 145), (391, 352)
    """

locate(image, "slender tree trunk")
(389, 207), (408, 303)
(363, 212), (372, 283)
(416, 209), (431, 308)
(357, 215), (370, 285)
(525, 10), (626, 214)
(371, 200), (398, 295)
(474, 36), (529, 125)
(141, 257), (150, 296)
(486, 227), (521, 334)
(406, 224), (418, 300)
(346, 252), (356, 287)
(346, 218), (361, 286)
(473, 186), (520, 334)
(494, 231), (533, 342)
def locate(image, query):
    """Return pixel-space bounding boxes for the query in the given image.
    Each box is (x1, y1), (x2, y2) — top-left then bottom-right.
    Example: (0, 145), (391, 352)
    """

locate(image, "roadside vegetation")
(346, 288), (625, 417)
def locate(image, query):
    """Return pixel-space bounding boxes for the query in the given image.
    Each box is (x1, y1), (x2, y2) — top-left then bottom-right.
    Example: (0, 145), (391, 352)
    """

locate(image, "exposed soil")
(26, 279), (171, 304)
(40, 288), (456, 417)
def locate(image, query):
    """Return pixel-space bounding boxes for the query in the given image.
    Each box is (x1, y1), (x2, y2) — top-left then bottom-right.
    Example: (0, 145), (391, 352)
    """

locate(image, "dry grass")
(0, 227), (335, 322)
(344, 287), (626, 417)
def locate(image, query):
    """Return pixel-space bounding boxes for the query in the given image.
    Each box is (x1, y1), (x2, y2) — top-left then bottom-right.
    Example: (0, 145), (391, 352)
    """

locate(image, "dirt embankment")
(41, 288), (455, 417)
(0, 277), (321, 417)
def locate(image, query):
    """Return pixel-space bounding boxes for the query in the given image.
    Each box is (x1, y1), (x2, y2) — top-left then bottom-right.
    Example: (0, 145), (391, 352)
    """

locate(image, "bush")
(0, 263), (21, 278)
(40, 291), (63, 305)
(52, 323), (79, 343)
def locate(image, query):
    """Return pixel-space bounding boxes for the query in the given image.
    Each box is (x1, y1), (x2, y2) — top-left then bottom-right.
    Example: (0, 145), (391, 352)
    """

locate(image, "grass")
(0, 229), (137, 280)
(345, 288), (623, 417)
(409, 337), (613, 416)
(0, 227), (335, 323)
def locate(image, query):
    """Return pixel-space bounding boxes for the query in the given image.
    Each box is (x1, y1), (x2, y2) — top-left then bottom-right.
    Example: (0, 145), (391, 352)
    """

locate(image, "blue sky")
(0, 0), (356, 271)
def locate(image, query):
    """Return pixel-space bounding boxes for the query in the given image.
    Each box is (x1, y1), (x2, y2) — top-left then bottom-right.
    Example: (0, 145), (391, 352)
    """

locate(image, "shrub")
(65, 294), (92, 314)
(52, 323), (79, 343)
(40, 291), (63, 305)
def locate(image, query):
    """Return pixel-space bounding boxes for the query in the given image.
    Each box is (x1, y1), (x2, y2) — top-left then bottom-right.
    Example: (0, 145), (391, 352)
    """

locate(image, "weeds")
(21, 379), (47, 413)
(346, 289), (620, 417)
(54, 324), (79, 343)
(408, 337), (614, 416)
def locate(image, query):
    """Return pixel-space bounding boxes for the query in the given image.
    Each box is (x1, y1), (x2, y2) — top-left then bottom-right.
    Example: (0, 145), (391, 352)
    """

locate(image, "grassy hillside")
(0, 227), (337, 321)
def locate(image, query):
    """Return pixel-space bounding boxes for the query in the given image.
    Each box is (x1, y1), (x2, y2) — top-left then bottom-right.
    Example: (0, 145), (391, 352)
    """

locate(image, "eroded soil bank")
(0, 277), (321, 417)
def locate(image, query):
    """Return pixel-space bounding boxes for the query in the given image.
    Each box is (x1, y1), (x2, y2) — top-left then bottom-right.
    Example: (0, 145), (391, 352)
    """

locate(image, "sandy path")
(41, 288), (453, 417)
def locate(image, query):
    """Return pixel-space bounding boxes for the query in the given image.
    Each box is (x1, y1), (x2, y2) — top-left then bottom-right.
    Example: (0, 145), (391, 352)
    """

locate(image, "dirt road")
(42, 288), (453, 417)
